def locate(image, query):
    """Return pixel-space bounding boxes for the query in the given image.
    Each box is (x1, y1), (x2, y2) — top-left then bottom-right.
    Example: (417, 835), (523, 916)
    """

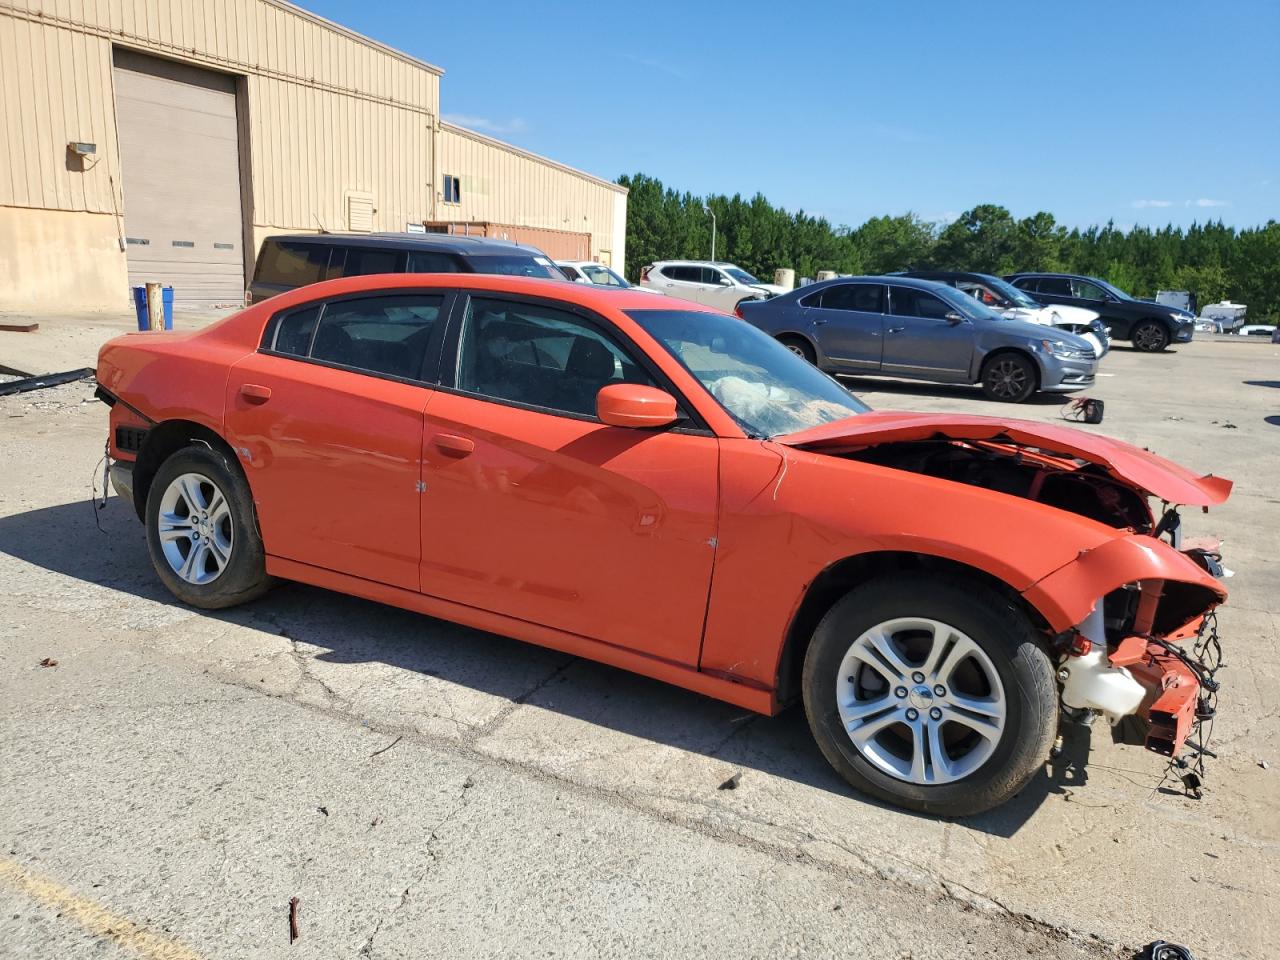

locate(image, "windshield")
(581, 264), (629, 287)
(725, 267), (761, 285)
(978, 274), (1041, 309)
(472, 255), (562, 279)
(938, 285), (1006, 322)
(626, 309), (869, 437)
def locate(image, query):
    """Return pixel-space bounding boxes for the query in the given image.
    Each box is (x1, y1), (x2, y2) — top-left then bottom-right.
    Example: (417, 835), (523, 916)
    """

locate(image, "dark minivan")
(249, 233), (565, 303)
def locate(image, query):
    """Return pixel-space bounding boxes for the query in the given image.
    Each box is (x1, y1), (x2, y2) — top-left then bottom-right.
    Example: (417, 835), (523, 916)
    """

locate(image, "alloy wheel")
(985, 359), (1028, 400)
(835, 617), (1006, 785)
(1134, 323), (1168, 351)
(157, 472), (234, 584)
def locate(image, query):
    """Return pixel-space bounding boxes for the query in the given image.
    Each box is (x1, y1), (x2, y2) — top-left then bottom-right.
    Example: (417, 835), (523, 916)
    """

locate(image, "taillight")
(244, 289), (253, 305)
(640, 265), (651, 283)
(734, 304), (744, 319)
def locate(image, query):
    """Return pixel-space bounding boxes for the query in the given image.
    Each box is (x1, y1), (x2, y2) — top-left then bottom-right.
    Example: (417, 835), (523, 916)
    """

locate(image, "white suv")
(639, 260), (786, 312)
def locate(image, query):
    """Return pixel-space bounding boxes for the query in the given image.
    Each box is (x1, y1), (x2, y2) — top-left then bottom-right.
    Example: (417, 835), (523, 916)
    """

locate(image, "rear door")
(224, 292), (451, 590)
(882, 286), (975, 381)
(417, 293), (719, 665)
(250, 240), (334, 302)
(658, 265), (714, 305)
(804, 282), (886, 371)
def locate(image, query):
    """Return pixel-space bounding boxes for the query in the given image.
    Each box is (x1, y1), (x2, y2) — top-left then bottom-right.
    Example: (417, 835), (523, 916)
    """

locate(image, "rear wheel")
(980, 352), (1037, 402)
(778, 335), (817, 365)
(802, 575), (1057, 816)
(1131, 320), (1170, 352)
(145, 445), (270, 609)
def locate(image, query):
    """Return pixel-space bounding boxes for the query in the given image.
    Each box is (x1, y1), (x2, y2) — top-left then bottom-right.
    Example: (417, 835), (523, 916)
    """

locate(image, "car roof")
(650, 260), (742, 268)
(796, 275), (956, 294)
(263, 232), (545, 255)
(902, 270), (1004, 284)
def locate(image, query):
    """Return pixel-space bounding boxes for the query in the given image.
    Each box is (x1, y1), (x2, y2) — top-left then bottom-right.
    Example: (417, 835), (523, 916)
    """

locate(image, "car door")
(1066, 277), (1129, 337)
(657, 265), (711, 305)
(1024, 276), (1074, 309)
(703, 267), (741, 311)
(803, 282), (885, 371)
(418, 292), (719, 666)
(881, 285), (975, 381)
(224, 292), (451, 590)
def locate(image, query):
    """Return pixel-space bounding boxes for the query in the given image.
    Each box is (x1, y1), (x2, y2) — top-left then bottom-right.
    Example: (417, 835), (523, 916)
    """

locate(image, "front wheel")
(145, 445), (270, 609)
(802, 575), (1057, 816)
(980, 352), (1037, 402)
(1131, 320), (1170, 352)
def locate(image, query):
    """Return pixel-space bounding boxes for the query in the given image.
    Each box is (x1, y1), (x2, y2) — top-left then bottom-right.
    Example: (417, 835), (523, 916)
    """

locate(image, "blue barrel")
(132, 286), (175, 330)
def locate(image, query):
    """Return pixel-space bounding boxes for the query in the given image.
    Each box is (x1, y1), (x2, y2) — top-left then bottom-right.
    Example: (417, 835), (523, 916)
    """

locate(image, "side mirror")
(944, 311), (966, 324)
(596, 383), (679, 429)
(717, 276), (732, 285)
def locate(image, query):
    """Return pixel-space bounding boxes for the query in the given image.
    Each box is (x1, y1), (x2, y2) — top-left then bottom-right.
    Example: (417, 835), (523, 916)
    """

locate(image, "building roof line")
(264, 0), (445, 76)
(441, 121), (627, 195)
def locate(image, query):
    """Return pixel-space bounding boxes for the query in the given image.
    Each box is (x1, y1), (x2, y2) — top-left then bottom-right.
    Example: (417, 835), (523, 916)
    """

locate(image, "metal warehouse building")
(0, 0), (627, 311)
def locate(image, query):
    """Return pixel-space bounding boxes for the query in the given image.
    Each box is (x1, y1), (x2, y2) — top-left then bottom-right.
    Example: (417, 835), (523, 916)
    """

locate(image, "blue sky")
(296, 0), (1278, 231)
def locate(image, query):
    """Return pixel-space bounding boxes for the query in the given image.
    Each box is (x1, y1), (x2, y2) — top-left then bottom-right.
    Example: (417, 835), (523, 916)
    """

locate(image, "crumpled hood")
(775, 411), (1232, 506)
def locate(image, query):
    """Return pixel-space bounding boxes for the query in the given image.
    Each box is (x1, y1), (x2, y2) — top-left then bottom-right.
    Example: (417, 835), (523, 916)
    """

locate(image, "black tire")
(980, 351), (1038, 403)
(801, 574), (1057, 817)
(778, 335), (817, 365)
(1131, 320), (1170, 352)
(145, 444), (271, 609)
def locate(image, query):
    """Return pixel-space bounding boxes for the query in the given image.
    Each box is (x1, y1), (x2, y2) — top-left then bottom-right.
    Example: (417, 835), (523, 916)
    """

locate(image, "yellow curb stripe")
(0, 858), (205, 960)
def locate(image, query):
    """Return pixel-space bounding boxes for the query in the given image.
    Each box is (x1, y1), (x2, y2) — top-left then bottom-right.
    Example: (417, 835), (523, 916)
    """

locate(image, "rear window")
(469, 255), (562, 279)
(334, 247), (403, 277)
(255, 241), (330, 286)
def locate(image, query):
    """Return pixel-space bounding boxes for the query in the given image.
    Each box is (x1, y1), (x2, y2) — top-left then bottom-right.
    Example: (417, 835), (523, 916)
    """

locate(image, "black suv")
(1004, 273), (1195, 352)
(249, 233), (565, 303)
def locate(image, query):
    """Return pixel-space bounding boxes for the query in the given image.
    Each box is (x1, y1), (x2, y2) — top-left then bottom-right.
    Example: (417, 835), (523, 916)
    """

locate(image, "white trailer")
(1199, 301), (1248, 332)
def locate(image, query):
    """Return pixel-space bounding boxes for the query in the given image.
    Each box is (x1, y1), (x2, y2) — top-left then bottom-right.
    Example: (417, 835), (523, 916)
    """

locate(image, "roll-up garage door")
(113, 50), (245, 306)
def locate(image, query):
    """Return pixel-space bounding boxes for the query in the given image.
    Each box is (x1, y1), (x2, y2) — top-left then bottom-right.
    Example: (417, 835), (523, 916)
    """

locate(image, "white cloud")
(1130, 199), (1172, 208)
(443, 114), (529, 136)
(1187, 198), (1230, 207)
(619, 52), (686, 79)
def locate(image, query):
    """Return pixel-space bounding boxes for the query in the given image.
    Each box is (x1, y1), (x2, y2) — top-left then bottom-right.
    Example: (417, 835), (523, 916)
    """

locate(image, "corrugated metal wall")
(438, 123), (624, 262)
(0, 0), (441, 234)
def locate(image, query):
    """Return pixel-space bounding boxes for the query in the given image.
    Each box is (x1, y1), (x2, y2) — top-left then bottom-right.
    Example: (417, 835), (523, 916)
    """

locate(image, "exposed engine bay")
(846, 437), (1228, 796)
(847, 439), (1153, 532)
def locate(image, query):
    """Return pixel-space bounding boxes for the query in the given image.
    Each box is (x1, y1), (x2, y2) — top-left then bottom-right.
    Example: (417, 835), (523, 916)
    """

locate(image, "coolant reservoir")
(1058, 605), (1146, 723)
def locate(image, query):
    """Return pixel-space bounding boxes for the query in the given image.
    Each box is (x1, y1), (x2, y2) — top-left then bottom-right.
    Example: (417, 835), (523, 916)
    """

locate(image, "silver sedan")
(737, 276), (1098, 403)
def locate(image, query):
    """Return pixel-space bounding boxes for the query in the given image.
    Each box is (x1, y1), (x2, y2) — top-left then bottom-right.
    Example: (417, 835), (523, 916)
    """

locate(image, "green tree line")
(617, 173), (1280, 321)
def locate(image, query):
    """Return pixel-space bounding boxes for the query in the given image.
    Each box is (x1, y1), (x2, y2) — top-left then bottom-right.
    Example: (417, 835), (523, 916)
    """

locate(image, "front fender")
(1023, 533), (1226, 633)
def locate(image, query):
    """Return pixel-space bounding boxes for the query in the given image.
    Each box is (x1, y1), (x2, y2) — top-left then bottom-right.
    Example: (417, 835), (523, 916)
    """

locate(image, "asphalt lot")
(1, 319), (1277, 959)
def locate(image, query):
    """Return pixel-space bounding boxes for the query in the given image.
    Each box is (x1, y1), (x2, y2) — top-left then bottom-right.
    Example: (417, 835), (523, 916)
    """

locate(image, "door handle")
(433, 434), (475, 457)
(239, 383), (272, 404)
(887, 326), (905, 334)
(812, 318), (827, 325)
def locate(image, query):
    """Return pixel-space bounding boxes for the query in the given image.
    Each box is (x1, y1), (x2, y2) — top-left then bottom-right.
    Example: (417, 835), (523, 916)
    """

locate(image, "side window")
(1036, 277), (1072, 296)
(958, 282), (1002, 307)
(272, 305), (321, 357)
(819, 283), (883, 312)
(406, 250), (463, 273)
(890, 287), (953, 319)
(1071, 279), (1108, 300)
(308, 295), (444, 380)
(667, 266), (697, 282)
(702, 267), (727, 285)
(559, 265), (582, 281)
(342, 247), (403, 276)
(256, 242), (329, 286)
(456, 297), (656, 418)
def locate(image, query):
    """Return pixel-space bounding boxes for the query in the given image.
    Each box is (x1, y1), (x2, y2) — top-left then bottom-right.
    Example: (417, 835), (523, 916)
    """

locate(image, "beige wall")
(0, 0), (442, 306)
(0, 208), (125, 311)
(438, 123), (626, 267)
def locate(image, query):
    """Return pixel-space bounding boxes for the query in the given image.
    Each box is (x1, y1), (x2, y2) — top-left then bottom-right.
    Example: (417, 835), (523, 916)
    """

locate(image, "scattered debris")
(1145, 941), (1195, 960)
(1261, 760), (1270, 770)
(1165, 415), (1184, 421)
(462, 775), (475, 790)
(1062, 396), (1104, 424)
(368, 735), (403, 758)
(0, 367), (94, 397)
(317, 806), (329, 817)
(288, 896), (300, 944)
(369, 816), (382, 828)
(38, 657), (58, 668)
(1210, 420), (1238, 429)
(0, 321), (39, 333)
(717, 772), (742, 791)
(0, 361), (34, 377)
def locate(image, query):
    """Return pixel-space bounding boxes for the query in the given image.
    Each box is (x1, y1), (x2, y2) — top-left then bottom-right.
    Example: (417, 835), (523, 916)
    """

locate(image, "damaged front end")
(1045, 537), (1228, 795)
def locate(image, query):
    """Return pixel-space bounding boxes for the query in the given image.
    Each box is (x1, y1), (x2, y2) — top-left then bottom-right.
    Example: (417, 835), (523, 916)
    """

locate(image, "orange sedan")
(96, 274), (1230, 815)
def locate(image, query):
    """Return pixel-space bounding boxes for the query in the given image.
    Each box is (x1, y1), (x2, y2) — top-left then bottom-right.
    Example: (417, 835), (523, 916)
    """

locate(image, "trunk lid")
(775, 411), (1232, 506)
